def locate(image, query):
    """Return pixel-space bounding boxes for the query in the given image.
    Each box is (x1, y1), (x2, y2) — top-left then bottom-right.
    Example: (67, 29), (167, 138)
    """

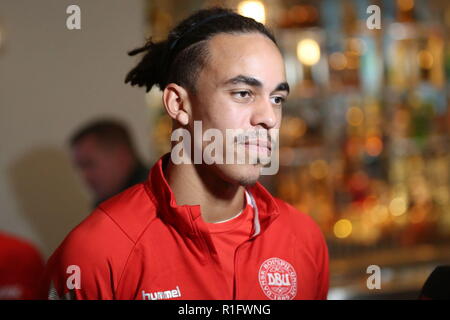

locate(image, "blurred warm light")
(397, 0), (414, 11)
(410, 210), (426, 224)
(345, 55), (359, 70)
(365, 136), (383, 157)
(306, 6), (319, 22)
(279, 147), (295, 166)
(435, 186), (449, 205)
(349, 171), (370, 192)
(334, 219), (352, 239)
(345, 138), (360, 157)
(348, 38), (367, 56)
(288, 5), (318, 25)
(346, 106), (364, 126)
(363, 195), (377, 211)
(309, 159), (329, 180)
(296, 39), (321, 66)
(370, 205), (389, 224)
(410, 176), (430, 205)
(238, 1), (266, 24)
(329, 52), (347, 70)
(409, 155), (424, 171)
(417, 50), (434, 69)
(287, 117), (307, 138)
(389, 197), (408, 216)
(289, 5), (308, 24)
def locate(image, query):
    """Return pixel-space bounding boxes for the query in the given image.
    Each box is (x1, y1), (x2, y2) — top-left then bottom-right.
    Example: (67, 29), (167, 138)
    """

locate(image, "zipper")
(232, 243), (241, 299)
(233, 190), (260, 299)
(233, 237), (256, 299)
(188, 207), (215, 265)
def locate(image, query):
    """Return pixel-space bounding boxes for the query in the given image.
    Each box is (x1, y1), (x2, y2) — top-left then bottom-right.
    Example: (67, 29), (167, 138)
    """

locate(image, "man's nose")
(250, 98), (277, 129)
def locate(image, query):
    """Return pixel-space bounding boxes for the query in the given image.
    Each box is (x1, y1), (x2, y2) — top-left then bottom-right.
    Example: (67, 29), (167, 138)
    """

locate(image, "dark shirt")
(93, 162), (149, 208)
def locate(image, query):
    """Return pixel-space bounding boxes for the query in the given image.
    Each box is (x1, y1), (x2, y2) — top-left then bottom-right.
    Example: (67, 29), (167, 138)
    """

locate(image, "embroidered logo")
(141, 286), (181, 300)
(258, 257), (297, 300)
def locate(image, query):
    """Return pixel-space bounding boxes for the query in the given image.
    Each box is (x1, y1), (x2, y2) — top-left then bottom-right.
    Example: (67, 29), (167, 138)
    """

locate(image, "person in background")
(70, 119), (148, 207)
(0, 232), (45, 300)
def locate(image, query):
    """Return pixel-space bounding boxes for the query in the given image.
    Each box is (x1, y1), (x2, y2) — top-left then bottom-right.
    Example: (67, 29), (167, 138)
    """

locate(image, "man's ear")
(162, 83), (191, 126)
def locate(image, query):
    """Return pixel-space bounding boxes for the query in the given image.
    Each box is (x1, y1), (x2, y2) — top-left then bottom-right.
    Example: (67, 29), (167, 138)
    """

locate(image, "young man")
(44, 7), (329, 300)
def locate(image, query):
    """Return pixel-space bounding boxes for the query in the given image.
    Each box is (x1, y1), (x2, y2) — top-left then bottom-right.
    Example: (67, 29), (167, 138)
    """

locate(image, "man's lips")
(242, 140), (272, 151)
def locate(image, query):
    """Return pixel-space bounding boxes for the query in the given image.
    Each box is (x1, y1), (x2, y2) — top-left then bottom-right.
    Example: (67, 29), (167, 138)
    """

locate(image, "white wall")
(0, 0), (152, 258)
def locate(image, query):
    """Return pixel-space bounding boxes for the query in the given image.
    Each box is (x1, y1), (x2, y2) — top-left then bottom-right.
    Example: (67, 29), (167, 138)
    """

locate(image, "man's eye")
(232, 91), (252, 100)
(271, 96), (286, 105)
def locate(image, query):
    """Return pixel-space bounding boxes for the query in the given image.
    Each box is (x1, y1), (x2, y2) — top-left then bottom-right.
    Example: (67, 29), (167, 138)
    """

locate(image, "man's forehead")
(207, 32), (281, 61)
(205, 33), (286, 87)
(209, 32), (271, 46)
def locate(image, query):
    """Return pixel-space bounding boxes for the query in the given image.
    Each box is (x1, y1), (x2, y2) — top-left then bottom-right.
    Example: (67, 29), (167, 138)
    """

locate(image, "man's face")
(71, 135), (127, 200)
(188, 32), (288, 186)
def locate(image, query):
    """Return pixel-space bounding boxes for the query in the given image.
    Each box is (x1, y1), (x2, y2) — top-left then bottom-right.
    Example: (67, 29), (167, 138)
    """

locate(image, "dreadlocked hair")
(124, 7), (277, 93)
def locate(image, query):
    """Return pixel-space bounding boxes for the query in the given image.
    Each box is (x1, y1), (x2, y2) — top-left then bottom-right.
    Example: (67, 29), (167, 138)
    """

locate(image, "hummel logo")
(142, 286), (181, 300)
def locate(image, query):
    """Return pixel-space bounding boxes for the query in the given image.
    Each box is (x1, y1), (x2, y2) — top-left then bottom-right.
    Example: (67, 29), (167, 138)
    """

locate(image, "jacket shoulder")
(98, 182), (158, 242)
(44, 208), (134, 299)
(44, 183), (157, 299)
(273, 197), (326, 244)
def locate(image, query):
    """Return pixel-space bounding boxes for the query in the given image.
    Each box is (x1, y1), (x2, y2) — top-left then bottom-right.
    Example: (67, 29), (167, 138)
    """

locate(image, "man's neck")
(165, 160), (245, 223)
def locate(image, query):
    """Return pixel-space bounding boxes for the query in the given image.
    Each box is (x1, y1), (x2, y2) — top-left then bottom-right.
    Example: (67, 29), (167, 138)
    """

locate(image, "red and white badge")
(258, 257), (297, 300)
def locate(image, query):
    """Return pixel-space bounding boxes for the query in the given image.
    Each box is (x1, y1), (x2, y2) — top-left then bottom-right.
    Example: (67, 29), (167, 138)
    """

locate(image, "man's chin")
(237, 176), (259, 187)
(220, 163), (262, 187)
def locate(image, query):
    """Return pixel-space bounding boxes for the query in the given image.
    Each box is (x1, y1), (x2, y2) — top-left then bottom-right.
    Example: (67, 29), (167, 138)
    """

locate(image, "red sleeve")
(42, 209), (134, 300)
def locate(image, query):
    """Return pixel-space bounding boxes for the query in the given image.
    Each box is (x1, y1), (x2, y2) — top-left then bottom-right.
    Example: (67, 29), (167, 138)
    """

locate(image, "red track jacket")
(44, 154), (329, 300)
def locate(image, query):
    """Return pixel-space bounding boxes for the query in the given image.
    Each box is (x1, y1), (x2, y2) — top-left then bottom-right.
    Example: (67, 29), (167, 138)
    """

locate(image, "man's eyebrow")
(224, 75), (262, 87)
(224, 75), (290, 94)
(274, 82), (290, 94)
